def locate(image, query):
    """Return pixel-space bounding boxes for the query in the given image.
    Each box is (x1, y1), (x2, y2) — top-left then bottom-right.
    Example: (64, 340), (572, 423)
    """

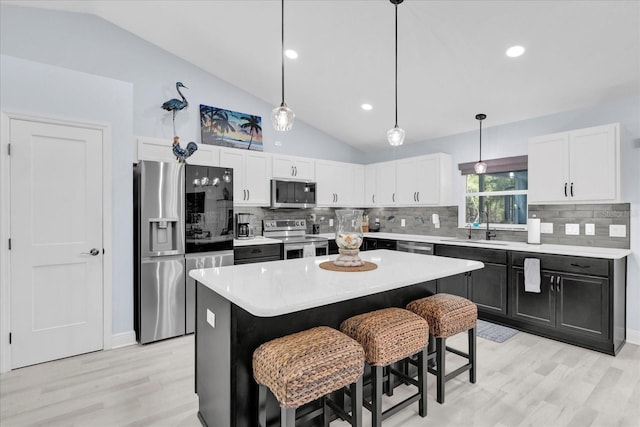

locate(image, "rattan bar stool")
(252, 326), (365, 427)
(340, 307), (430, 427)
(406, 293), (477, 404)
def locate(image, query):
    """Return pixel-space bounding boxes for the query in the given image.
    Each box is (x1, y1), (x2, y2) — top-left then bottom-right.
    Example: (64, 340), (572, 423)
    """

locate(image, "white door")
(10, 119), (104, 369)
(244, 152), (270, 205)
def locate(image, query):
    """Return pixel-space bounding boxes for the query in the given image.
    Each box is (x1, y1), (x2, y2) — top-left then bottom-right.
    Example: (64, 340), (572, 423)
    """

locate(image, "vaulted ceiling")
(6, 0), (640, 151)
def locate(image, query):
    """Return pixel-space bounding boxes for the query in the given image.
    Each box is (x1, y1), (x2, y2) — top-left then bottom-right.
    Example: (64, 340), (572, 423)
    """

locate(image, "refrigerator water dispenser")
(149, 218), (179, 252)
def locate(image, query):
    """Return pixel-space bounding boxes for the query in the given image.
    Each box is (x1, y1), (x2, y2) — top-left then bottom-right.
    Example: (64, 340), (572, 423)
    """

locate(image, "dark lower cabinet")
(435, 245), (507, 316)
(470, 263), (508, 316)
(234, 243), (282, 264)
(363, 238), (397, 251)
(433, 244), (625, 355)
(511, 252), (623, 355)
(512, 267), (609, 341)
(328, 240), (339, 255)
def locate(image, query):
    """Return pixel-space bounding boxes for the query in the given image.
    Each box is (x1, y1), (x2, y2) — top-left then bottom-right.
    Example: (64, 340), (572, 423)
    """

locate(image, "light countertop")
(190, 249), (483, 317)
(233, 236), (282, 247)
(318, 232), (630, 259)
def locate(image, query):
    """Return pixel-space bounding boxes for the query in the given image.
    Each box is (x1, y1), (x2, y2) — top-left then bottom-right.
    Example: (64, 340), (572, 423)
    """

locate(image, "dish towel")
(524, 258), (541, 293)
(303, 244), (315, 258)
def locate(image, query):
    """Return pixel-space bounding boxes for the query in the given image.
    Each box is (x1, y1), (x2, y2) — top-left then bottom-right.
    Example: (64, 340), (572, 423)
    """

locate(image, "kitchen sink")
(439, 238), (509, 246)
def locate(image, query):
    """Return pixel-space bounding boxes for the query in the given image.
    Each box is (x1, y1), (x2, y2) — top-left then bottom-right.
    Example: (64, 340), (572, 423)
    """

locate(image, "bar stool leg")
(282, 406), (296, 427)
(436, 337), (446, 404)
(371, 365), (383, 427)
(258, 384), (267, 427)
(469, 327), (477, 383)
(351, 377), (363, 427)
(418, 348), (428, 417)
(322, 396), (330, 427)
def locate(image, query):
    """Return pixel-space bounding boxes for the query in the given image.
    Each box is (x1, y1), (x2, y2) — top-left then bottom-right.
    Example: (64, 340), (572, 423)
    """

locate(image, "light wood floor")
(1, 330), (639, 427)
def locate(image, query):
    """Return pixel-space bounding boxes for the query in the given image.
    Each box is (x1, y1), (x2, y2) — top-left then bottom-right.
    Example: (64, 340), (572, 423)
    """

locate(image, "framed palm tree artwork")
(200, 104), (263, 151)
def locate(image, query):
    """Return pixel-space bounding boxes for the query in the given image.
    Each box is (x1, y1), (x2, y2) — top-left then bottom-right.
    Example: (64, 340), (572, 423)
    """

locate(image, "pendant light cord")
(280, 0), (285, 106)
(394, 2), (398, 127)
(479, 119), (483, 161)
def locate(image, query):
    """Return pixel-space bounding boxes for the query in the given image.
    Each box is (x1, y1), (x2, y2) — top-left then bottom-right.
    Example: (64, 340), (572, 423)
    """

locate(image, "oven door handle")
(286, 244), (305, 251)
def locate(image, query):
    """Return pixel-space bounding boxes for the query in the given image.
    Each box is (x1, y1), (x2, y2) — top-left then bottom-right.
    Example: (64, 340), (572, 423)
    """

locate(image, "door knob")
(81, 248), (100, 256)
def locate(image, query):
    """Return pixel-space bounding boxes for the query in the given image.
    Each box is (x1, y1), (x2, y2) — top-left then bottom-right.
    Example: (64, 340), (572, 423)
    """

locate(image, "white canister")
(527, 218), (541, 244)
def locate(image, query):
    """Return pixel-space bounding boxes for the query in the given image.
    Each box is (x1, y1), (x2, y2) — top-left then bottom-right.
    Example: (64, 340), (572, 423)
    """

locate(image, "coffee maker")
(236, 213), (255, 239)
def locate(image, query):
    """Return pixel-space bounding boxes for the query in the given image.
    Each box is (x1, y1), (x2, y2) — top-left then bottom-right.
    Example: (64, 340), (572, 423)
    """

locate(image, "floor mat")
(476, 319), (519, 343)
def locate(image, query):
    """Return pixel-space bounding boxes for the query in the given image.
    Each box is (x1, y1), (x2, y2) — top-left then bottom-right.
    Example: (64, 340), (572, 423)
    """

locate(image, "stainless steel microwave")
(270, 179), (317, 209)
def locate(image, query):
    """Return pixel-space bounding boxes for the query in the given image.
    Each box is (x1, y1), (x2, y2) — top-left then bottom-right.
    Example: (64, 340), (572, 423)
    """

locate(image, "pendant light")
(387, 0), (405, 146)
(271, 0), (295, 131)
(474, 113), (488, 174)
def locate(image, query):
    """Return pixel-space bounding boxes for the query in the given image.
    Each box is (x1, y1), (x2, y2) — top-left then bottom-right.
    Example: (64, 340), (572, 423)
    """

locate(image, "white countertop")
(190, 249), (484, 317)
(318, 232), (630, 259)
(233, 236), (282, 247)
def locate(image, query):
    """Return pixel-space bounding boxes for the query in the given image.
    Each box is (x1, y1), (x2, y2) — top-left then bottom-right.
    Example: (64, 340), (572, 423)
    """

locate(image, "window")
(465, 171), (528, 225)
(458, 156), (528, 229)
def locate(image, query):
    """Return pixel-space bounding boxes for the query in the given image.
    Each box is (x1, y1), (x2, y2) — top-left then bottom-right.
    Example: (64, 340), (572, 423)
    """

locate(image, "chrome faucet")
(484, 207), (496, 240)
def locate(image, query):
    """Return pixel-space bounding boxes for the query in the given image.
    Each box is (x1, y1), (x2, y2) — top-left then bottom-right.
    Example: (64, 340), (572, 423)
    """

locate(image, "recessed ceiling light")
(506, 45), (525, 58)
(284, 49), (298, 59)
(361, 103), (373, 111)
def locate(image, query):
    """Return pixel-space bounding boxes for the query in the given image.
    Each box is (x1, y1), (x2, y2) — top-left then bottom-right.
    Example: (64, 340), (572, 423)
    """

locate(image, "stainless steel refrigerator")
(134, 160), (186, 344)
(134, 161), (234, 343)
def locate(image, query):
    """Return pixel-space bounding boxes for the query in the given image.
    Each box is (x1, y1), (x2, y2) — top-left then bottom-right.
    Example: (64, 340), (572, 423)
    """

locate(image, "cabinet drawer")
(234, 244), (282, 261)
(435, 245), (507, 265)
(512, 252), (608, 277)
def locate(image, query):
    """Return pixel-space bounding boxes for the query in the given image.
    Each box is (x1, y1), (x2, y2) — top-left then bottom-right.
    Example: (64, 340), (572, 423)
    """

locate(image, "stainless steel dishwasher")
(397, 240), (434, 255)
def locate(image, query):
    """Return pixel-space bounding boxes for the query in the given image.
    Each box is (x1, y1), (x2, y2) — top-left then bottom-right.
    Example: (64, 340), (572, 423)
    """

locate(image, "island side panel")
(230, 281), (437, 427)
(196, 282), (232, 427)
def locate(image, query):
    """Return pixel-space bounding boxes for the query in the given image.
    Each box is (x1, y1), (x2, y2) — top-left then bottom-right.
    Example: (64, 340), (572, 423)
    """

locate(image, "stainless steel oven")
(263, 219), (328, 259)
(282, 238), (329, 260)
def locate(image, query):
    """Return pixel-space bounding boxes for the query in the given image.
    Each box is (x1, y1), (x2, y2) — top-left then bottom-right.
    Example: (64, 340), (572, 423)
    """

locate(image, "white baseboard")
(627, 328), (640, 346)
(111, 331), (137, 349)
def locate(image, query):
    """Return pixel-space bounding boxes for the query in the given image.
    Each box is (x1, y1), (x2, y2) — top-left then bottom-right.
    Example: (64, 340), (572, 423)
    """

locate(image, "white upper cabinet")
(364, 165), (378, 206)
(315, 161), (365, 207)
(136, 136), (220, 166)
(219, 148), (271, 206)
(272, 155), (315, 181)
(376, 162), (397, 206)
(395, 153), (452, 206)
(528, 123), (619, 203)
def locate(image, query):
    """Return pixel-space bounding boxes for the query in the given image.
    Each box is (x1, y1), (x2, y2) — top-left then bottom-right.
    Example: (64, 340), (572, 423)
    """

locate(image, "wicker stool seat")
(407, 293), (477, 404)
(253, 326), (364, 426)
(340, 308), (430, 427)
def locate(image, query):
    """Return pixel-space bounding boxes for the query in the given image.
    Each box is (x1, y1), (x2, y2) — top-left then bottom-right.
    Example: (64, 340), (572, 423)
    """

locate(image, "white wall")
(0, 55), (135, 336)
(0, 4), (363, 163)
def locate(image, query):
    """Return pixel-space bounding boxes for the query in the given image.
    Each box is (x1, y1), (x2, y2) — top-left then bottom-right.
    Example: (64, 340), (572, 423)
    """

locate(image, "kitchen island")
(190, 249), (484, 427)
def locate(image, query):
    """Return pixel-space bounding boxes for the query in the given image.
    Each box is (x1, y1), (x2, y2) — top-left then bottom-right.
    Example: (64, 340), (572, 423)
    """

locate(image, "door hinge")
(8, 239), (11, 250)
(7, 144), (10, 156)
(9, 332), (11, 344)
(103, 248), (105, 254)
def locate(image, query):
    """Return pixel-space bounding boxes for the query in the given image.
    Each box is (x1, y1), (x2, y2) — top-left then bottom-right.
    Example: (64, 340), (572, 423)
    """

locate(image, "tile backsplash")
(239, 203), (630, 250)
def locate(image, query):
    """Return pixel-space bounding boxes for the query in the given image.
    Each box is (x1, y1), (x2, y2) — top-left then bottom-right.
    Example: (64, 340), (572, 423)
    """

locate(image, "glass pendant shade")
(387, 125), (405, 146)
(474, 161), (488, 174)
(271, 102), (295, 131)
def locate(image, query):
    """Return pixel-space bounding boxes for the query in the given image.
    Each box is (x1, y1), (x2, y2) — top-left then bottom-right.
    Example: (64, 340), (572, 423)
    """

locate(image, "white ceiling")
(5, 0), (640, 152)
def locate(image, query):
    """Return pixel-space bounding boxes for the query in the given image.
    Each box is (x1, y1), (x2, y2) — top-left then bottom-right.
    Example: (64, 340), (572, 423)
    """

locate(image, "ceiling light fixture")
(361, 103), (373, 111)
(271, 0), (295, 131)
(506, 45), (525, 58)
(284, 49), (298, 59)
(387, 0), (405, 147)
(474, 113), (488, 174)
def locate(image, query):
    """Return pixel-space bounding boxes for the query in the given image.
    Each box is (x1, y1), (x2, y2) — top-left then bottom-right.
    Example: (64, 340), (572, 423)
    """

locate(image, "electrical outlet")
(207, 309), (216, 328)
(401, 219), (406, 227)
(329, 218), (334, 227)
(585, 223), (595, 235)
(565, 223), (580, 235)
(609, 224), (626, 237)
(540, 222), (553, 234)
